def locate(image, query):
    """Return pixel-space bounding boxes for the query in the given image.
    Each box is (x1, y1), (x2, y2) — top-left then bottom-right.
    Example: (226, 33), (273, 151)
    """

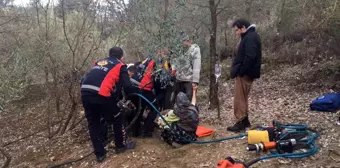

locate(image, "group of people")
(79, 19), (262, 162)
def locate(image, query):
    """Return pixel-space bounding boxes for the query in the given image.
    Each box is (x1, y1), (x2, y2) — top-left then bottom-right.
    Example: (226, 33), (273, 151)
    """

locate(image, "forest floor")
(1, 62), (340, 168)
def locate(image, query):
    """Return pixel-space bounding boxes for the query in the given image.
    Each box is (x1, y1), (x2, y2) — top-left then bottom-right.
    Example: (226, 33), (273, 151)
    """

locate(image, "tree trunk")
(209, 0), (220, 117)
(277, 0), (287, 33)
(224, 28), (228, 47)
(245, 0), (253, 20)
(164, 0), (169, 20)
(60, 72), (78, 134)
(44, 67), (52, 139)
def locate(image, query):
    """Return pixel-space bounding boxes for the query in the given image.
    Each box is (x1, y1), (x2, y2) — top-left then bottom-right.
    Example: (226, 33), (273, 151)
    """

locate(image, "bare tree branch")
(0, 17), (18, 27)
(314, 0), (338, 29)
(0, 148), (11, 168)
(70, 2), (90, 53)
(187, 1), (210, 8)
(1, 118), (67, 148)
(216, 0), (222, 7)
(217, 6), (229, 15)
(70, 116), (86, 130)
(79, 2), (107, 70)
(114, 25), (125, 46)
(61, 0), (75, 55)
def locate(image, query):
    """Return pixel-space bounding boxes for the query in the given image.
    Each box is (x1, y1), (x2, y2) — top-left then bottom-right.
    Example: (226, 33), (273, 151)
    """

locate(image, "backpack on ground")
(310, 93), (340, 112)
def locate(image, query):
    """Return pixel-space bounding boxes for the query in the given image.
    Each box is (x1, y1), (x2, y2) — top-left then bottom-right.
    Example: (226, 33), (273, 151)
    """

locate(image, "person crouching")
(159, 86), (199, 147)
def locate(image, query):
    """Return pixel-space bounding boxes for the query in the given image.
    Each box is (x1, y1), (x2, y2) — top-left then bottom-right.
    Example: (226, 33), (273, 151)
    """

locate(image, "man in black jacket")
(81, 47), (136, 162)
(227, 19), (262, 132)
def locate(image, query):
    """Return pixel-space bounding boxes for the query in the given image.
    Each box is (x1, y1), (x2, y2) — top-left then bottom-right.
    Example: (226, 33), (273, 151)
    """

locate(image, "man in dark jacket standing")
(80, 47), (136, 162)
(227, 19), (262, 132)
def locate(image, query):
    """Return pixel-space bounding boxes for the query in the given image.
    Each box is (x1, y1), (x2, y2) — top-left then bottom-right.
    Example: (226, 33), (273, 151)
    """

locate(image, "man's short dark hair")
(134, 61), (142, 66)
(127, 64), (136, 73)
(109, 47), (124, 59)
(232, 19), (251, 29)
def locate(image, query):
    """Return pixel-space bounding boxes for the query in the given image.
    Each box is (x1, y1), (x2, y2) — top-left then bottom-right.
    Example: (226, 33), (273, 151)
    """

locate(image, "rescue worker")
(80, 47), (136, 162)
(127, 56), (158, 138)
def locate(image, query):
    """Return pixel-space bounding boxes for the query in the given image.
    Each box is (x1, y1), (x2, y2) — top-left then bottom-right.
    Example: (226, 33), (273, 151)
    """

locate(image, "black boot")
(227, 120), (246, 132)
(96, 151), (106, 163)
(115, 141), (136, 154)
(243, 116), (251, 128)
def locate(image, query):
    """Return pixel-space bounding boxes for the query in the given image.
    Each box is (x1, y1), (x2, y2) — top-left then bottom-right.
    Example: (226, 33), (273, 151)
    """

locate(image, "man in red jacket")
(80, 47), (136, 162)
(128, 57), (158, 138)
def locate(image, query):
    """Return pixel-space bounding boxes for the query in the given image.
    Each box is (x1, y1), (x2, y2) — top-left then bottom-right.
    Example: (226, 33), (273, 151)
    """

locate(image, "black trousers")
(81, 93), (126, 157)
(128, 90), (157, 136)
(174, 80), (193, 102)
(155, 84), (174, 111)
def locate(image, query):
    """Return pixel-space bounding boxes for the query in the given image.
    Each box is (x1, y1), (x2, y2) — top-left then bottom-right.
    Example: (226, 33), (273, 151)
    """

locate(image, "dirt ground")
(1, 63), (340, 168)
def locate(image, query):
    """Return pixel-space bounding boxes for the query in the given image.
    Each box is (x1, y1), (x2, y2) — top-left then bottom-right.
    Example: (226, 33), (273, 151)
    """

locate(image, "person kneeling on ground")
(158, 86), (199, 147)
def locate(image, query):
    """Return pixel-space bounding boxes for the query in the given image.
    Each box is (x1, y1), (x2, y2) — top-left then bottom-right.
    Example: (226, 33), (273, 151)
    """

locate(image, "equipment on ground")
(216, 121), (319, 168)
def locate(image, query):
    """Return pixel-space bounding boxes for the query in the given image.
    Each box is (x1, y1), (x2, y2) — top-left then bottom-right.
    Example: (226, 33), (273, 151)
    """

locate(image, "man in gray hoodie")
(173, 32), (201, 101)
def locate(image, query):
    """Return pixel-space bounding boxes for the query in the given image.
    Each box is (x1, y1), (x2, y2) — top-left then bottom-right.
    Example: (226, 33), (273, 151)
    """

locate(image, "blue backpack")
(310, 93), (340, 112)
